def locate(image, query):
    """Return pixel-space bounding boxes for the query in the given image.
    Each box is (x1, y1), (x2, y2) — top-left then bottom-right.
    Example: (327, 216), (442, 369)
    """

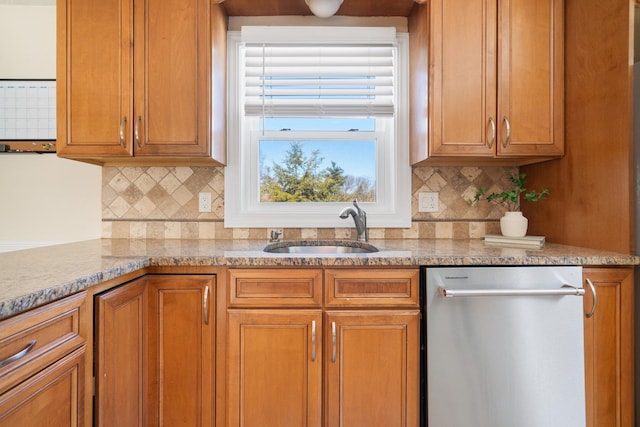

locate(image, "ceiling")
(220, 0), (417, 17)
(0, 0), (417, 16)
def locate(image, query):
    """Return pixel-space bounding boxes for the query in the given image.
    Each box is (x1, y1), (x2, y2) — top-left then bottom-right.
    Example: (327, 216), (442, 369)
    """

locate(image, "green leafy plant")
(471, 172), (549, 212)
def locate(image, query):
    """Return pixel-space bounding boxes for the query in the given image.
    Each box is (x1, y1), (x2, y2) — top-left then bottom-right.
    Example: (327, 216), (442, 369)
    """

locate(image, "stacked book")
(483, 234), (545, 248)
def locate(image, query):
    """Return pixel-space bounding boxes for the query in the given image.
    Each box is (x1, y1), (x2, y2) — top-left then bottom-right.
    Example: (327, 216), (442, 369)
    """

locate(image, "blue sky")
(259, 117), (377, 181)
(259, 139), (376, 181)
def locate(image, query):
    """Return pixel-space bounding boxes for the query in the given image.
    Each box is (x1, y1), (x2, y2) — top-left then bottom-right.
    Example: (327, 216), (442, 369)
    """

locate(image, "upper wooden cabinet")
(409, 0), (564, 165)
(56, 0), (227, 166)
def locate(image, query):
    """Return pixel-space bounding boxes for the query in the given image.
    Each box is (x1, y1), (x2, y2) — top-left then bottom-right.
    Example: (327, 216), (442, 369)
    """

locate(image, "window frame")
(224, 28), (411, 229)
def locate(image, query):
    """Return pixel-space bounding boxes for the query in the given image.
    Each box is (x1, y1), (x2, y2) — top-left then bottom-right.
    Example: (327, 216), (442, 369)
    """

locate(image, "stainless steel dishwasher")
(424, 266), (587, 427)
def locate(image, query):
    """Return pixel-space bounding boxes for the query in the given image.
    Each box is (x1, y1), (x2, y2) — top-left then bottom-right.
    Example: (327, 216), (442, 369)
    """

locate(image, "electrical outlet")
(198, 192), (212, 213)
(418, 192), (439, 212)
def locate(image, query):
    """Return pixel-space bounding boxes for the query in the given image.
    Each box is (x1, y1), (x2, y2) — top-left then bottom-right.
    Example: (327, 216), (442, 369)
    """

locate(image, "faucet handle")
(352, 199), (365, 217)
(270, 230), (282, 242)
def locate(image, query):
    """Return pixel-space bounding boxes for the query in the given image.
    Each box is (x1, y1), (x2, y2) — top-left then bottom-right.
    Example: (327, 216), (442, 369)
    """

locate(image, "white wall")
(0, 5), (56, 78)
(0, 5), (102, 249)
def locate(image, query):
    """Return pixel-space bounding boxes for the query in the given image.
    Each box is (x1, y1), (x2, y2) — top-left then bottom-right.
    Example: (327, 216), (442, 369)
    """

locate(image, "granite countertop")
(1, 238), (638, 320)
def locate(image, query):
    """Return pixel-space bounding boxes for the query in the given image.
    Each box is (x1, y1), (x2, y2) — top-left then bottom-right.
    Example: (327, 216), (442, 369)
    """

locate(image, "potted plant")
(471, 172), (549, 237)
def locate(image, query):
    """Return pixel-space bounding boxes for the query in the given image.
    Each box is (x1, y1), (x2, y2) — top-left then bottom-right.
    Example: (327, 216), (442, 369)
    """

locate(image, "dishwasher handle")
(439, 284), (585, 298)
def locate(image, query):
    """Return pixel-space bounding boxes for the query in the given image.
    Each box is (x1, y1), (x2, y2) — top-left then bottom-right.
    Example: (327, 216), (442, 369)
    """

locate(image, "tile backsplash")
(102, 165), (512, 239)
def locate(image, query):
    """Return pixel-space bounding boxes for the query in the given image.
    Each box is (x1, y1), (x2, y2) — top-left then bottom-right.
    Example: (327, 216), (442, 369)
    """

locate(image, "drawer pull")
(134, 116), (142, 149)
(119, 117), (127, 148)
(311, 320), (316, 362)
(0, 340), (36, 368)
(585, 278), (597, 318)
(502, 116), (511, 148)
(331, 321), (337, 363)
(487, 116), (496, 149)
(204, 285), (210, 325)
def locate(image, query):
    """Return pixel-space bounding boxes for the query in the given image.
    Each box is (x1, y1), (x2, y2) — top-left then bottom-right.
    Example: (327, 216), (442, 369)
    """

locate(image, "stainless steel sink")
(263, 240), (378, 254)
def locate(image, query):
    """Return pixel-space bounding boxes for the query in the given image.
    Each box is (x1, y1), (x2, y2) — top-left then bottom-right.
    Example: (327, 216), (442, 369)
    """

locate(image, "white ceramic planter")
(500, 211), (528, 237)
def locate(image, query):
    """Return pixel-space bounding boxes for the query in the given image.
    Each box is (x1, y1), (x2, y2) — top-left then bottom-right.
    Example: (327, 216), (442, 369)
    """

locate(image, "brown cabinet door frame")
(583, 267), (634, 427)
(324, 310), (420, 427)
(147, 275), (216, 427)
(227, 309), (323, 427)
(94, 277), (147, 427)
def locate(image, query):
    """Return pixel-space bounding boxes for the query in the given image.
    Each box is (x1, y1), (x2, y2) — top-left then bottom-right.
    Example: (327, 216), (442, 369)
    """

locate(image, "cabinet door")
(0, 347), (85, 427)
(147, 275), (215, 427)
(227, 309), (322, 427)
(325, 310), (420, 427)
(415, 0), (497, 158)
(583, 268), (634, 427)
(133, 0), (212, 157)
(496, 0), (564, 156)
(95, 277), (147, 427)
(57, 0), (132, 157)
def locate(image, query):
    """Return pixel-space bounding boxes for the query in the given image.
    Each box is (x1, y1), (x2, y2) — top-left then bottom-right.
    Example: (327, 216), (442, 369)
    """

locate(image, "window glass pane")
(263, 117), (375, 132)
(259, 139), (377, 203)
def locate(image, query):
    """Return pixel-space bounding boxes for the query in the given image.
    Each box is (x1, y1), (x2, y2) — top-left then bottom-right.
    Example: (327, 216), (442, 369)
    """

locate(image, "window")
(225, 26), (410, 229)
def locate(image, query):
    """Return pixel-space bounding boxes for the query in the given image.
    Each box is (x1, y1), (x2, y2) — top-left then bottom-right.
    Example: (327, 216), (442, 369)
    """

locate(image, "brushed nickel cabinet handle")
(311, 320), (316, 362)
(585, 278), (597, 318)
(0, 340), (36, 368)
(488, 116), (496, 149)
(134, 116), (142, 149)
(502, 116), (511, 148)
(119, 117), (127, 148)
(203, 285), (210, 325)
(331, 321), (337, 363)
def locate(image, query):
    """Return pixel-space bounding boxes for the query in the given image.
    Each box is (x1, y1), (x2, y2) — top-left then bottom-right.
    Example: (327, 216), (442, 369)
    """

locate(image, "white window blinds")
(241, 27), (397, 118)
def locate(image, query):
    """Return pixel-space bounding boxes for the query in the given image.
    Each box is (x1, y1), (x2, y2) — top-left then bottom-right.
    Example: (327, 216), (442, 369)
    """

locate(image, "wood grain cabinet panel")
(147, 275), (216, 427)
(227, 309), (323, 427)
(0, 292), (87, 427)
(409, 0), (563, 165)
(0, 291), (85, 395)
(226, 267), (420, 427)
(324, 310), (420, 427)
(582, 267), (634, 427)
(95, 277), (147, 427)
(324, 268), (419, 308)
(94, 274), (216, 427)
(57, 0), (227, 165)
(0, 347), (85, 427)
(228, 269), (323, 307)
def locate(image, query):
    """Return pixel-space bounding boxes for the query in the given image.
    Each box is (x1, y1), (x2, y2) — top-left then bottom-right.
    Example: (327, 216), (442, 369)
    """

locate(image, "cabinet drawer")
(324, 269), (419, 308)
(0, 347), (85, 427)
(0, 292), (86, 394)
(228, 269), (323, 307)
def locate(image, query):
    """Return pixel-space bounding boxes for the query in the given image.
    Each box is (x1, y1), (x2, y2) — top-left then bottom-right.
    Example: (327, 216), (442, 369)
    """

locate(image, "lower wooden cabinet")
(0, 291), (87, 427)
(147, 275), (216, 427)
(226, 267), (421, 427)
(95, 277), (147, 426)
(0, 347), (85, 427)
(95, 274), (215, 427)
(227, 309), (323, 427)
(325, 311), (420, 427)
(582, 267), (634, 427)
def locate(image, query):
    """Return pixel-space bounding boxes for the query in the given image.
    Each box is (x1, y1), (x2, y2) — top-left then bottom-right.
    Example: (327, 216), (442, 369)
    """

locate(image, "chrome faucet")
(339, 199), (368, 242)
